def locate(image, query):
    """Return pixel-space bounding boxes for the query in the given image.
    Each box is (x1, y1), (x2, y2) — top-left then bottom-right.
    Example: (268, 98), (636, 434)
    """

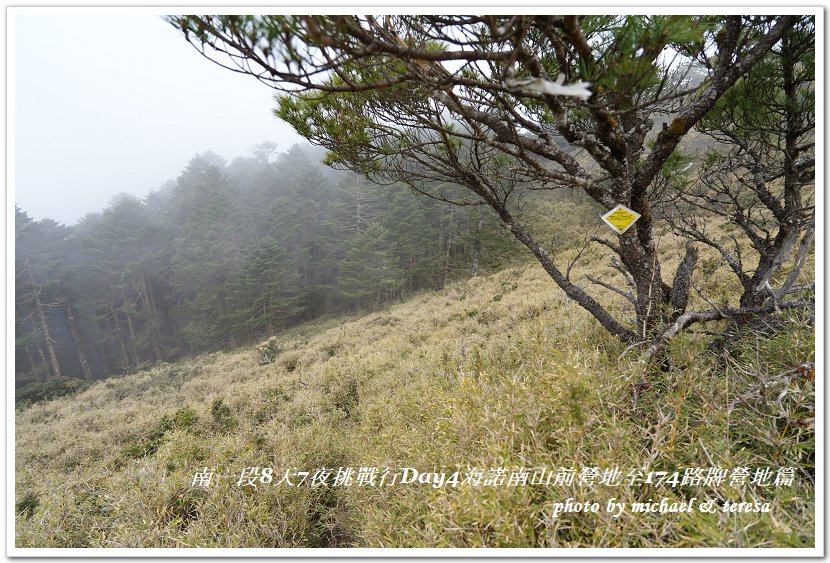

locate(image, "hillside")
(15, 255), (815, 549)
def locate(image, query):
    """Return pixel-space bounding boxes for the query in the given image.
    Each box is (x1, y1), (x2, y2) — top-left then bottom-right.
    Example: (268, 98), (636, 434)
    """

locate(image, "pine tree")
(168, 156), (245, 350)
(338, 223), (404, 307)
(228, 239), (305, 339)
(15, 208), (70, 380)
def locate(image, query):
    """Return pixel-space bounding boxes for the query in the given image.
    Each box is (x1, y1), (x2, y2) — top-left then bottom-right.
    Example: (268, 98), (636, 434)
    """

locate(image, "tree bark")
(16, 306), (39, 377)
(24, 256), (61, 379)
(65, 296), (93, 379)
(24, 343), (37, 377)
(668, 245), (699, 320)
(140, 268), (163, 362)
(471, 212), (482, 277)
(114, 314), (131, 370)
(35, 340), (49, 381)
(123, 294), (140, 365)
(497, 207), (639, 343)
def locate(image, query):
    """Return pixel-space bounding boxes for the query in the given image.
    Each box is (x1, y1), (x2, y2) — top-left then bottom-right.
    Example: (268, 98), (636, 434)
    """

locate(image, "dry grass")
(15, 243), (814, 548)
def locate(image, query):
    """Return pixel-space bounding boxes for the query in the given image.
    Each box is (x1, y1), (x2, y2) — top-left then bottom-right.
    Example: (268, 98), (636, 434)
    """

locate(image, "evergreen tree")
(228, 239), (305, 339)
(15, 142), (529, 389)
(338, 222), (404, 307)
(168, 156), (244, 350)
(15, 208), (71, 380)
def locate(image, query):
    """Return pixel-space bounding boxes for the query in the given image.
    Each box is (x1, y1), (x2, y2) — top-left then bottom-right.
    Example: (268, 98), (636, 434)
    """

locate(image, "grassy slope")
(15, 250), (815, 548)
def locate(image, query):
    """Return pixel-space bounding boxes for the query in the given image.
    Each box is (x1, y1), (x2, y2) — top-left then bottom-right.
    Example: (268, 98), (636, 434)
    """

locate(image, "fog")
(13, 14), (305, 225)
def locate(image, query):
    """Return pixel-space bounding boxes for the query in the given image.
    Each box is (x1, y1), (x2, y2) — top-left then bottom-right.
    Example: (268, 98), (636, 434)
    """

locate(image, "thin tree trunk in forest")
(16, 306), (37, 376)
(441, 237), (451, 289)
(27, 312), (49, 380)
(140, 269), (162, 362)
(439, 208), (454, 289)
(24, 255), (62, 379)
(24, 343), (37, 377)
(35, 341), (48, 380)
(65, 297), (93, 379)
(38, 311), (60, 379)
(114, 314), (131, 370)
(351, 175), (364, 234)
(125, 312), (140, 364)
(143, 267), (159, 313)
(471, 213), (483, 277)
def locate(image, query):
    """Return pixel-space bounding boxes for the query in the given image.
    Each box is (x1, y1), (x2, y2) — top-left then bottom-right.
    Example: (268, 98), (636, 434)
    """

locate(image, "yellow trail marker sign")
(601, 204), (641, 234)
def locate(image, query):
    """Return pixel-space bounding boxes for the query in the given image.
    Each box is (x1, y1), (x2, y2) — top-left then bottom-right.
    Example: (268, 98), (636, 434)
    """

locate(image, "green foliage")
(16, 377), (89, 410)
(274, 52), (431, 175)
(160, 486), (207, 531)
(122, 407), (199, 459)
(229, 239), (305, 339)
(331, 378), (359, 418)
(586, 16), (708, 106)
(168, 157), (244, 350)
(15, 492), (39, 519)
(257, 339), (283, 365)
(166, 407), (200, 432)
(338, 222), (404, 306)
(210, 398), (237, 433)
(15, 260), (815, 548)
(700, 17), (815, 138)
(281, 352), (300, 373)
(16, 142), (517, 388)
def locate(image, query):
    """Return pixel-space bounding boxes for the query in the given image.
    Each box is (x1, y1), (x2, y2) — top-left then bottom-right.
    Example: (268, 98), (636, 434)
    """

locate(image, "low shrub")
(16, 377), (89, 410)
(122, 407), (200, 459)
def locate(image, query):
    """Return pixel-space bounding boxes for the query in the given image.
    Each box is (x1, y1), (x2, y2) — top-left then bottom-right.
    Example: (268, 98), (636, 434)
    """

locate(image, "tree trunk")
(140, 268), (162, 362)
(24, 343), (37, 377)
(35, 340), (49, 381)
(24, 256), (62, 379)
(497, 207), (639, 343)
(114, 314), (131, 370)
(123, 296), (140, 365)
(471, 212), (482, 277)
(65, 297), (93, 379)
(441, 236), (451, 290)
(15, 306), (37, 376)
(619, 196), (671, 338)
(27, 312), (49, 380)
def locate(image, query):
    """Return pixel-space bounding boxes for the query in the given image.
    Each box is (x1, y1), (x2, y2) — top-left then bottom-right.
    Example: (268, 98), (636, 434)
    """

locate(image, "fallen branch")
(617, 339), (649, 364)
(641, 297), (813, 364)
(727, 361), (814, 415)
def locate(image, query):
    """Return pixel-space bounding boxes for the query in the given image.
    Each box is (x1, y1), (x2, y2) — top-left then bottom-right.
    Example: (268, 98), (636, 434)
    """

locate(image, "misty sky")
(14, 14), (306, 225)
